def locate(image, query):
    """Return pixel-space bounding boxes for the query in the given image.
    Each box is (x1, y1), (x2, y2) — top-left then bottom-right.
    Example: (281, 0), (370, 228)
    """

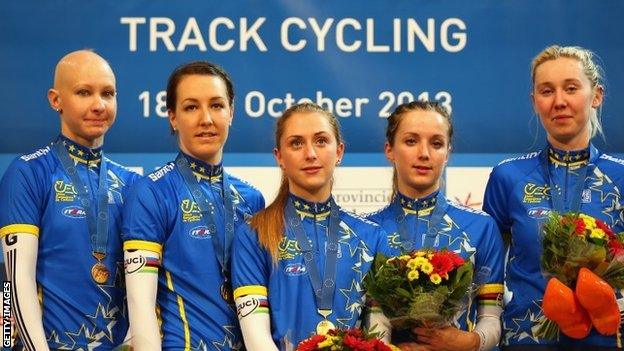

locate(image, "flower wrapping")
(296, 328), (400, 351)
(541, 212), (624, 288)
(364, 249), (474, 330)
(538, 212), (624, 339)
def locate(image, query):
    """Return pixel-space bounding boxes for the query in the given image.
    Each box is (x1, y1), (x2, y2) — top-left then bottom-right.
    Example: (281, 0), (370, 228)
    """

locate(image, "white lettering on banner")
(138, 90), (453, 118)
(244, 91), (370, 118)
(120, 17), (267, 52)
(121, 17), (467, 53)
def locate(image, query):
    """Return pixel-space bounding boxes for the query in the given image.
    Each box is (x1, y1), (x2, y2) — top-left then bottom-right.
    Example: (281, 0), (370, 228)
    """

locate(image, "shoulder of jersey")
(17, 145), (53, 163)
(104, 157), (141, 175)
(598, 153), (624, 168)
(495, 150), (541, 167)
(362, 204), (391, 222)
(447, 199), (490, 217)
(145, 162), (176, 183)
(340, 208), (381, 227)
(227, 172), (263, 194)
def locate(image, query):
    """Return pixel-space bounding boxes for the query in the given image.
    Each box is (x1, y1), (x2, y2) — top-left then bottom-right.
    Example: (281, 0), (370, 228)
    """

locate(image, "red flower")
(573, 219), (586, 235)
(430, 251), (464, 277)
(596, 220), (615, 238)
(297, 335), (326, 351)
(372, 339), (392, 351)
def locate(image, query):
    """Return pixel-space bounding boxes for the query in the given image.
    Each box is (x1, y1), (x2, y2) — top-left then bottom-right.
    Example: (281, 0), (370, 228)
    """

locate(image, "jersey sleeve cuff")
(477, 283), (504, 296)
(234, 285), (268, 299)
(123, 240), (163, 255)
(0, 224), (39, 238)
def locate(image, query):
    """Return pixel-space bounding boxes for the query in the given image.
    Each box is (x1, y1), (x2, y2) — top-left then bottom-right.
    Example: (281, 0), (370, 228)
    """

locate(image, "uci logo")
(284, 263), (307, 276)
(124, 255), (146, 274)
(189, 226), (212, 239)
(62, 206), (86, 218)
(527, 207), (551, 219)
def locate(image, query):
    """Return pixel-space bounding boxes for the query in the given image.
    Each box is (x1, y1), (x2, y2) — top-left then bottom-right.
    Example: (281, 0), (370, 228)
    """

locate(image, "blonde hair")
(531, 45), (604, 138)
(250, 103), (342, 262)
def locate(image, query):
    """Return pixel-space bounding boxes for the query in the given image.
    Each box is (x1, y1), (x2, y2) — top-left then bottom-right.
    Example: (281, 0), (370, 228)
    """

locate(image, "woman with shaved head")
(0, 50), (140, 350)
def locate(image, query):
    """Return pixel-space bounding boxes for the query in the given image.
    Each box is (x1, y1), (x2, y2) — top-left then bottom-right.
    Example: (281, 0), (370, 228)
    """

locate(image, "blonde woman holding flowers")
(484, 45), (624, 350)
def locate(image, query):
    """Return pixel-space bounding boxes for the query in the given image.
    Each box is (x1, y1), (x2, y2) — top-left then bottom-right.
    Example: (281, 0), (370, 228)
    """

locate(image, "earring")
(56, 108), (63, 113)
(336, 159), (342, 165)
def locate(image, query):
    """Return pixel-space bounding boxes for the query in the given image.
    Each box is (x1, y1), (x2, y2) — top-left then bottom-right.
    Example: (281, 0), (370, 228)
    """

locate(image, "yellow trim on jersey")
(477, 283), (504, 295)
(402, 206), (434, 216)
(68, 153), (101, 166)
(548, 156), (588, 169)
(0, 224), (39, 238)
(123, 240), (163, 255)
(233, 285), (268, 299)
(166, 271), (190, 350)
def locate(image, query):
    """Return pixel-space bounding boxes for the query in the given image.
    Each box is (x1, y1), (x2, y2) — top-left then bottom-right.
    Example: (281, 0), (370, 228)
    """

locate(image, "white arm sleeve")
(2, 233), (50, 351)
(365, 307), (392, 343)
(124, 249), (161, 351)
(235, 294), (278, 351)
(473, 305), (502, 351)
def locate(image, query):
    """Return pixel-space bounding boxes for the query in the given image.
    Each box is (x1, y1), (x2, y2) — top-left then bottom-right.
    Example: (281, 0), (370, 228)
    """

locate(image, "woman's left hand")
(411, 326), (480, 351)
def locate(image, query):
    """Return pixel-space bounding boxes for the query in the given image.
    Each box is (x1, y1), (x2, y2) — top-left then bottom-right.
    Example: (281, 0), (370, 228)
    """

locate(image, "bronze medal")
(91, 262), (110, 284)
(316, 319), (335, 335)
(220, 280), (234, 305)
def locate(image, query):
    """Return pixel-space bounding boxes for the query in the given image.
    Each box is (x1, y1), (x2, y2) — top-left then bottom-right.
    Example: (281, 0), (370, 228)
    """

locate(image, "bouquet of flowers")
(363, 249), (474, 330)
(538, 212), (624, 339)
(297, 328), (400, 351)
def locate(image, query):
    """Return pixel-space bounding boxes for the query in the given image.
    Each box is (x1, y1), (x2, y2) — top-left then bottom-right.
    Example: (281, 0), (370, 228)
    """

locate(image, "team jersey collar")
(396, 190), (438, 212)
(547, 144), (590, 167)
(289, 193), (332, 216)
(57, 135), (102, 165)
(180, 152), (223, 181)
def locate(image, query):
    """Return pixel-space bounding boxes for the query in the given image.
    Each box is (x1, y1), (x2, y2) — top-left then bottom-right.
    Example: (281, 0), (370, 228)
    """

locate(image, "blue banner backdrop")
(1, 1), (623, 168)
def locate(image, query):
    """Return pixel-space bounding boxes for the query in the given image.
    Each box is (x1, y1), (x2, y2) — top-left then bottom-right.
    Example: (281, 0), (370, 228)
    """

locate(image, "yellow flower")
(430, 273), (442, 285)
(389, 345), (402, 351)
(589, 228), (606, 240)
(386, 257), (397, 264)
(408, 269), (419, 281)
(427, 253), (434, 259)
(318, 336), (338, 347)
(579, 214), (597, 230)
(400, 255), (411, 261)
(413, 257), (428, 267)
(406, 259), (419, 269)
(415, 251), (427, 257)
(420, 262), (434, 274)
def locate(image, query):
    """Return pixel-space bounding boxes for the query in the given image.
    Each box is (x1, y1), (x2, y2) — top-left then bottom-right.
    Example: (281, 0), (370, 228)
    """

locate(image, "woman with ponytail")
(231, 102), (394, 350)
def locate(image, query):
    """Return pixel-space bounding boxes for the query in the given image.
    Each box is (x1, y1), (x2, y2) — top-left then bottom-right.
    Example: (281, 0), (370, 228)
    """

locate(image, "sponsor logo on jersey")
(284, 263), (307, 276)
(522, 183), (550, 204)
(527, 207), (551, 219)
(189, 226), (212, 239)
(54, 180), (78, 202)
(61, 206), (86, 218)
(180, 199), (202, 222)
(278, 238), (302, 261)
(581, 189), (591, 203)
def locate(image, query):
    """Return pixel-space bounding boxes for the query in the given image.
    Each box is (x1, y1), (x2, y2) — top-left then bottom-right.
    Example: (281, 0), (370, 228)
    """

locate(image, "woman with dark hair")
(231, 102), (393, 350)
(367, 101), (504, 351)
(122, 61), (264, 350)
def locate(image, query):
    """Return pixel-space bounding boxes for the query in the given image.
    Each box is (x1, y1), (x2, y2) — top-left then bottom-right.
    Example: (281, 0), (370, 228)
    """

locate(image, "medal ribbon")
(539, 146), (590, 213)
(53, 140), (109, 259)
(393, 191), (448, 250)
(175, 153), (235, 280)
(286, 196), (340, 316)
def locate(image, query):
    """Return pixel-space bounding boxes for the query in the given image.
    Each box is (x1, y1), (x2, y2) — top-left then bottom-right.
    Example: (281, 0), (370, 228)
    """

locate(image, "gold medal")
(91, 262), (110, 284)
(316, 319), (335, 335)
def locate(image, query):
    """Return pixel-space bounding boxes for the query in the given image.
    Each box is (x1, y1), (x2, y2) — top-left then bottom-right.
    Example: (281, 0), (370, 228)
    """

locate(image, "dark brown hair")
(385, 101), (453, 198)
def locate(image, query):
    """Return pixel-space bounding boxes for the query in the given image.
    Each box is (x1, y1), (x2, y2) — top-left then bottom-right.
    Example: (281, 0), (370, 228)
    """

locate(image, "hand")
(397, 343), (433, 351)
(412, 326), (480, 351)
